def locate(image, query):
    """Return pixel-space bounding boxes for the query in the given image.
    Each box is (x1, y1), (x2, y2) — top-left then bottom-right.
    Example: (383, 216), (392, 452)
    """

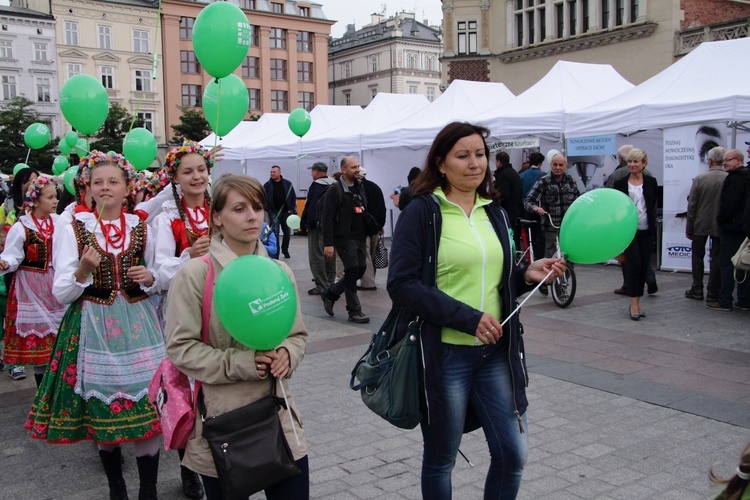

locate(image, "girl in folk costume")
(26, 151), (165, 500)
(0, 177), (67, 387)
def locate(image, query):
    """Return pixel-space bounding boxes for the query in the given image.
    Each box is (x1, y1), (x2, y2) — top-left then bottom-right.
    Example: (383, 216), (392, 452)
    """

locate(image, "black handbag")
(363, 212), (381, 236)
(199, 379), (300, 499)
(350, 307), (422, 429)
(373, 235), (389, 269)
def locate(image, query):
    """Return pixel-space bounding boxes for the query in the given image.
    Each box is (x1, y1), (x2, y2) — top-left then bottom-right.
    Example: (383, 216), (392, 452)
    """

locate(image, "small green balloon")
(286, 214), (301, 230)
(213, 255), (297, 350)
(288, 108), (311, 137)
(123, 127), (157, 171)
(63, 166), (78, 195)
(52, 155), (70, 176)
(75, 138), (89, 156)
(203, 75), (249, 137)
(60, 74), (109, 135)
(13, 163), (29, 176)
(58, 138), (73, 156)
(64, 131), (79, 148)
(192, 2), (251, 79)
(24, 123), (51, 149)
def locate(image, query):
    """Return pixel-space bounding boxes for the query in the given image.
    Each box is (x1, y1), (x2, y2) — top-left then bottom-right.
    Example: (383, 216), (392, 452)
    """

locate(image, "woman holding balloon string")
(0, 176), (66, 387)
(165, 174), (309, 500)
(26, 151), (166, 500)
(613, 148), (658, 320)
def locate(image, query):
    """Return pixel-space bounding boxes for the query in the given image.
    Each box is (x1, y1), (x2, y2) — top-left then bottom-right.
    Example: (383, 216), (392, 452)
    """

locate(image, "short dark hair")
(495, 151), (510, 166)
(407, 167), (421, 185)
(529, 152), (545, 166)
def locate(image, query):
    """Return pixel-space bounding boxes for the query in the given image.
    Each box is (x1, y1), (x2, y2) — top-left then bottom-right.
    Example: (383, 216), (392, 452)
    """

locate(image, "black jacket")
(300, 177), (334, 230)
(263, 177), (297, 215)
(320, 177), (368, 246)
(493, 165), (523, 230)
(614, 175), (658, 239)
(717, 167), (750, 234)
(361, 178), (386, 229)
(387, 194), (533, 430)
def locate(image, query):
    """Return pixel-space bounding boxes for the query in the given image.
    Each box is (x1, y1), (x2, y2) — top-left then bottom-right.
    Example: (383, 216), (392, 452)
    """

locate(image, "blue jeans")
(421, 343), (528, 500)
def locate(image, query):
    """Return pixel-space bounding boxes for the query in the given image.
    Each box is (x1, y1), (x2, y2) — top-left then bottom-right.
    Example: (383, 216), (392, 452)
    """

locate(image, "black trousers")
(326, 237), (367, 314)
(623, 230), (653, 298)
(271, 211), (292, 257)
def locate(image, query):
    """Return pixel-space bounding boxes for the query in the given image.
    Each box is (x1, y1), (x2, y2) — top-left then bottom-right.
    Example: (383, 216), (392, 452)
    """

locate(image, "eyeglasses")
(723, 157), (739, 163)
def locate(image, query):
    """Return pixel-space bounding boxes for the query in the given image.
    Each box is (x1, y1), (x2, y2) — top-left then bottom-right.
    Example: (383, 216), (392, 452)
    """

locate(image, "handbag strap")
(193, 255), (215, 410)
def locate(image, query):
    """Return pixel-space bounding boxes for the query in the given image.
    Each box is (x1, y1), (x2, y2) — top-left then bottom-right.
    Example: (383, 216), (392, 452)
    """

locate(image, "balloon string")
(151, 0), (162, 78)
(89, 199), (107, 247)
(501, 246), (562, 328)
(278, 379), (300, 445)
(24, 148), (30, 164)
(75, 141), (89, 156)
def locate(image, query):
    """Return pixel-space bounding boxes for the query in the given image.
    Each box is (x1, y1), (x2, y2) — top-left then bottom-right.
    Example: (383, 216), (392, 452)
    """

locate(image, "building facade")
(442, 0), (750, 93)
(160, 0), (332, 141)
(0, 3), (60, 137)
(328, 12), (443, 107)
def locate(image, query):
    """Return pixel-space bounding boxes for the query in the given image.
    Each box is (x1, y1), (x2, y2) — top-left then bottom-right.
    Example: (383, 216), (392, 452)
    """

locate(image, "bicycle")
(515, 214), (576, 308)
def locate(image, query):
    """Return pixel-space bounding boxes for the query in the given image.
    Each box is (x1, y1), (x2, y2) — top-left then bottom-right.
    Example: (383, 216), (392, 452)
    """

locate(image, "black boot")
(178, 449), (204, 499)
(136, 451), (159, 500)
(34, 373), (43, 387)
(98, 448), (129, 500)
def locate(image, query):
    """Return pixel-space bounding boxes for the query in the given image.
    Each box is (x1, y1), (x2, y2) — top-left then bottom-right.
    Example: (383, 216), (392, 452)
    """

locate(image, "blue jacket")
(387, 194), (533, 430)
(520, 167), (543, 200)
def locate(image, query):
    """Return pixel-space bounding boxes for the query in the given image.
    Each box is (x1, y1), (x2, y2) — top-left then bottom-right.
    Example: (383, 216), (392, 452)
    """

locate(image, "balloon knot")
(214, 77), (219, 84)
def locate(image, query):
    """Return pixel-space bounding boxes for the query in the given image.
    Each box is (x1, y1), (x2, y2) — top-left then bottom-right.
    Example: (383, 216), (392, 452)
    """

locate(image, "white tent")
(565, 38), (750, 137)
(477, 60), (634, 138)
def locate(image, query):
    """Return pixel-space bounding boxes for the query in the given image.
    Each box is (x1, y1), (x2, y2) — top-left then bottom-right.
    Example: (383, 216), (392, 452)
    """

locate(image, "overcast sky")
(320, 0), (443, 38)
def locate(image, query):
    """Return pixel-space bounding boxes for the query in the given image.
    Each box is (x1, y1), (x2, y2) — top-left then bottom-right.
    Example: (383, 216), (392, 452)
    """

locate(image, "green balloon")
(203, 75), (249, 137)
(13, 163), (29, 176)
(288, 108), (311, 137)
(59, 74), (109, 135)
(192, 2), (251, 79)
(75, 138), (89, 156)
(559, 188), (638, 264)
(52, 155), (70, 176)
(286, 214), (301, 230)
(123, 127), (157, 171)
(214, 255), (298, 350)
(24, 123), (51, 149)
(64, 131), (79, 148)
(58, 138), (73, 156)
(63, 166), (78, 195)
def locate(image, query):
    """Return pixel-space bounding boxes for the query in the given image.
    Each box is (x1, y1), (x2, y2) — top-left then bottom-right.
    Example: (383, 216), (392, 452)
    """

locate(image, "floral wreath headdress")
(81, 150), (139, 198)
(140, 166), (170, 198)
(163, 141), (213, 180)
(24, 176), (54, 209)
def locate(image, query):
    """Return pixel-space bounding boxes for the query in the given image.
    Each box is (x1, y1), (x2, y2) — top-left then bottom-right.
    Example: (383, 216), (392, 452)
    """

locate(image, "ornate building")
(328, 11), (443, 107)
(441, 0), (750, 93)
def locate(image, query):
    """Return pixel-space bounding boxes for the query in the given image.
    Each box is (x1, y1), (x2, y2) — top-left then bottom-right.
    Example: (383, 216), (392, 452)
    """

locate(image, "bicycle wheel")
(552, 264), (576, 308)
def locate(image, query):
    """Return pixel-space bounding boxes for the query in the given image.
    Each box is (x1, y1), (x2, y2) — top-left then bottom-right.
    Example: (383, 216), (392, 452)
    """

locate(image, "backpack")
(315, 180), (341, 228)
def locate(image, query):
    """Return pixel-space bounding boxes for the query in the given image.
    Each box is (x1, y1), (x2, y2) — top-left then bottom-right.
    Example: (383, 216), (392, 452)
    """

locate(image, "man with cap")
(300, 162), (336, 295)
(357, 166), (386, 291)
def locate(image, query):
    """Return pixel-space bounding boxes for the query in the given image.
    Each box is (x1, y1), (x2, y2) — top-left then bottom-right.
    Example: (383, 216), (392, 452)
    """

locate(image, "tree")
(88, 102), (144, 153)
(170, 107), (210, 143)
(0, 96), (56, 175)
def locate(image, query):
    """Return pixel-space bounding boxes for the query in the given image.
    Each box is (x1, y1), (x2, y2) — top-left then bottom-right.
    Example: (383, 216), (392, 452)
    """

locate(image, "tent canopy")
(566, 38), (750, 137)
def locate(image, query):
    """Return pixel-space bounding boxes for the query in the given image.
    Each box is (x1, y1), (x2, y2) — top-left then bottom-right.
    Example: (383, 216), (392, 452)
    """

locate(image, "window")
(100, 66), (115, 89)
(298, 6), (309, 16)
(631, 0), (639, 21)
(297, 31), (313, 52)
(98, 25), (112, 49)
(1, 75), (16, 100)
(242, 56), (260, 78)
(269, 28), (286, 49)
(271, 2), (283, 13)
(133, 30), (150, 53)
(406, 53), (418, 69)
(457, 21), (478, 54)
(137, 112), (153, 132)
(569, 0), (577, 36)
(67, 63), (82, 78)
(271, 90), (288, 111)
(33, 42), (48, 61)
(371, 87), (377, 100)
(251, 25), (260, 47)
(134, 69), (152, 92)
(181, 50), (200, 73)
(36, 77), (51, 102)
(297, 61), (312, 82)
(270, 59), (287, 80)
(343, 62), (351, 78)
(298, 91), (314, 111)
(427, 86), (435, 102)
(370, 55), (378, 73)
(344, 93), (351, 105)
(424, 55), (435, 71)
(182, 84), (202, 107)
(408, 85), (417, 94)
(64, 21), (79, 46)
(601, 0), (610, 28)
(180, 17), (194, 40)
(240, 0), (255, 9)
(0, 40), (12, 59)
(248, 88), (260, 110)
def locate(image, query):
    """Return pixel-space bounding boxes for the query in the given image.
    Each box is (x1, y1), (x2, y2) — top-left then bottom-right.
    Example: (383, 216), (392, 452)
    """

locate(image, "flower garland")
(81, 150), (139, 197)
(24, 176), (54, 209)
(163, 141), (213, 180)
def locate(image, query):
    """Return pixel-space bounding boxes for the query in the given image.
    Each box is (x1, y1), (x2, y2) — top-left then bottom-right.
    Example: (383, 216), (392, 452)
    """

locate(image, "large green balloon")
(63, 166), (78, 195)
(52, 155), (70, 176)
(13, 163), (29, 176)
(203, 75), (249, 137)
(192, 2), (251, 79)
(288, 108), (311, 137)
(24, 123), (51, 149)
(58, 138), (73, 156)
(59, 74), (109, 135)
(123, 127), (157, 171)
(559, 188), (638, 264)
(75, 138), (89, 156)
(214, 255), (298, 350)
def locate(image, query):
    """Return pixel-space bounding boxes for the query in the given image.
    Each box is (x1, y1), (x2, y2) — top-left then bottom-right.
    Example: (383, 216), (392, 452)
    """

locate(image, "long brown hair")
(411, 121), (497, 201)
(710, 442), (750, 500)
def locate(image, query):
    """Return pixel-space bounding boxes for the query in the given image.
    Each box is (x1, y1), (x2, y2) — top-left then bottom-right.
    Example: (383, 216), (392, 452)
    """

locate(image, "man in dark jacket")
(493, 151), (522, 238)
(358, 167), (387, 290)
(263, 165), (296, 259)
(319, 156), (370, 323)
(709, 148), (750, 311)
(300, 162), (335, 295)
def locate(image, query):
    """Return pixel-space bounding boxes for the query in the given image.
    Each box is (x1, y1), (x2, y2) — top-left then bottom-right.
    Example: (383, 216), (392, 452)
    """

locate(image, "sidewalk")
(1, 235), (748, 499)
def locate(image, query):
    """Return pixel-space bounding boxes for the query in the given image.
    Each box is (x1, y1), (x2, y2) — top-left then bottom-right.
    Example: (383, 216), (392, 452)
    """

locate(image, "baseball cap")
(359, 167), (368, 176)
(308, 162), (328, 171)
(744, 140), (750, 146)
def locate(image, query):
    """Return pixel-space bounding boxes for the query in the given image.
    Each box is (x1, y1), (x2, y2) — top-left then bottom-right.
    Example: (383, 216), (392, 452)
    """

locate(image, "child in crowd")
(0, 177), (66, 386)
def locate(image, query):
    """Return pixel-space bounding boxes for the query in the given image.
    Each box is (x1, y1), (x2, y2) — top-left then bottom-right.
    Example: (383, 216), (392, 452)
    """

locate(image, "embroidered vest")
(19, 225), (51, 273)
(172, 219), (203, 256)
(72, 219), (149, 305)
